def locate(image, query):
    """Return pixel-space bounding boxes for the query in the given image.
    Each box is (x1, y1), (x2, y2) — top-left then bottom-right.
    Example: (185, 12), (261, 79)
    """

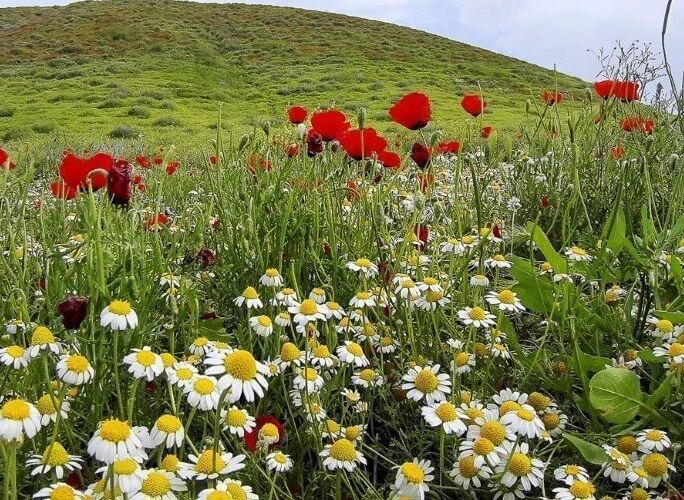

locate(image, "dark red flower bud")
(492, 224), (501, 239)
(196, 248), (216, 268)
(285, 143), (299, 158)
(541, 195), (550, 208)
(145, 381), (157, 393)
(410, 143), (431, 169)
(306, 131), (324, 157)
(57, 295), (89, 330)
(107, 159), (132, 206)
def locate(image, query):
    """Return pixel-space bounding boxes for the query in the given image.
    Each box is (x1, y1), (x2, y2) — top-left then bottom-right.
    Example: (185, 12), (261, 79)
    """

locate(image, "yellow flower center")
(49, 485), (75, 500)
(434, 402), (458, 422)
(324, 419), (341, 433)
(260, 423), (279, 440)
(493, 254), (506, 261)
(193, 337), (209, 347)
(242, 287), (259, 300)
(273, 451), (288, 464)
(113, 458), (138, 475)
(498, 290), (516, 304)
(108, 300), (132, 316)
(401, 279), (416, 289)
(195, 450), (225, 474)
(465, 407), (484, 421)
(499, 400), (522, 415)
(329, 438), (357, 462)
(643, 453), (668, 477)
(313, 345), (331, 358)
(160, 353), (176, 368)
(301, 367), (319, 381)
(462, 235), (474, 244)
(380, 336), (394, 347)
(569, 481), (596, 499)
(99, 419), (131, 443)
(423, 277), (438, 285)
(528, 392), (550, 411)
(193, 378), (216, 395)
(31, 326), (56, 345)
(541, 412), (561, 430)
(426, 290), (444, 302)
(226, 409), (247, 427)
(480, 421), (506, 445)
(344, 426), (361, 441)
(400, 462), (425, 484)
(564, 464), (581, 476)
(632, 488), (649, 500)
(280, 342), (301, 362)
(668, 342), (684, 356)
(312, 287), (325, 297)
(136, 350), (157, 367)
(355, 258), (371, 267)
(41, 442), (70, 466)
(571, 246), (587, 256)
(356, 292), (371, 300)
(225, 350), (257, 380)
(458, 455), (477, 478)
(66, 355), (90, 373)
(656, 319), (673, 332)
(257, 316), (272, 327)
(1, 399), (30, 420)
(468, 307), (487, 321)
(346, 342), (364, 357)
(508, 453), (532, 476)
(207, 492), (234, 500)
(265, 268), (279, 277)
(36, 394), (58, 415)
(516, 409), (535, 421)
(645, 429), (663, 441)
(414, 369), (439, 393)
(140, 471), (171, 495)
(299, 299), (318, 315)
(226, 484), (246, 500)
(156, 414), (181, 433)
(5, 345), (25, 358)
(455, 352), (471, 367)
(359, 368), (377, 382)
(175, 367), (193, 380)
(473, 437), (494, 455)
(161, 454), (179, 472)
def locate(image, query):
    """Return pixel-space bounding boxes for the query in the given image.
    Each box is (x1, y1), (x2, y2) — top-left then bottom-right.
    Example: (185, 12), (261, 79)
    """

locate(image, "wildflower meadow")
(1, 12), (684, 500)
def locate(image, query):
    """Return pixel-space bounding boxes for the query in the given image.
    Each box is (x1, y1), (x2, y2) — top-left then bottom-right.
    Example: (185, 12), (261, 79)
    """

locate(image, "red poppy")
(57, 295), (89, 330)
(306, 130), (324, 157)
(65, 472), (83, 490)
(285, 143), (299, 158)
(144, 213), (169, 230)
(132, 175), (143, 185)
(137, 183), (147, 191)
(481, 126), (493, 139)
(410, 142), (431, 169)
(418, 172), (434, 192)
(196, 248), (216, 268)
(247, 155), (271, 177)
(50, 181), (78, 200)
(436, 141), (461, 154)
(492, 224), (501, 239)
(209, 154), (218, 165)
(378, 150), (401, 169)
(388, 92), (431, 130)
(166, 161), (180, 175)
(542, 90), (564, 105)
(0, 148), (15, 169)
(153, 155), (164, 165)
(620, 117), (655, 134)
(610, 145), (625, 159)
(310, 109), (350, 141)
(340, 128), (388, 161)
(461, 94), (486, 117)
(135, 155), (151, 168)
(414, 224), (429, 251)
(244, 415), (286, 452)
(108, 160), (132, 206)
(59, 152), (113, 191)
(594, 80), (639, 101)
(594, 80), (615, 99)
(287, 106), (308, 125)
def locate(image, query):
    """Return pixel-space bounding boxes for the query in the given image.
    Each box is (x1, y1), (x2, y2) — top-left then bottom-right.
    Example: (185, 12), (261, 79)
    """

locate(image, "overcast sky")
(2, 0), (682, 88)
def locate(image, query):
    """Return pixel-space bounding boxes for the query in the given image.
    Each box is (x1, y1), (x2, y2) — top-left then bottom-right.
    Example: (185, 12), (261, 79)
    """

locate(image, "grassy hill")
(0, 0), (588, 148)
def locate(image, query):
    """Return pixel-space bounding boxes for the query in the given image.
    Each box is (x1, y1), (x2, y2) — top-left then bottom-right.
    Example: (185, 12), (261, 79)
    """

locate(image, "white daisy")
(27, 326), (61, 358)
(320, 438), (367, 471)
(165, 362), (198, 389)
(259, 268), (284, 287)
(0, 398), (42, 440)
(394, 458), (434, 499)
(100, 300), (139, 330)
(131, 468), (187, 500)
(234, 287), (263, 309)
(288, 299), (327, 325)
(206, 349), (269, 403)
(336, 341), (369, 367)
(0, 345), (29, 369)
(55, 353), (95, 386)
(458, 306), (497, 329)
(149, 414), (185, 448)
(178, 449), (246, 480)
(249, 315), (274, 337)
(183, 375), (221, 411)
(26, 442), (82, 479)
(486, 290), (525, 313)
(421, 401), (467, 435)
(87, 418), (146, 464)
(123, 346), (164, 381)
(346, 257), (379, 277)
(221, 406), (256, 437)
(401, 365), (451, 405)
(267, 451), (294, 473)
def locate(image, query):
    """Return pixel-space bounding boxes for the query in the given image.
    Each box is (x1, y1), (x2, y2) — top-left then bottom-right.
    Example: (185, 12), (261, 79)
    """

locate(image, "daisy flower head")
(451, 350), (476, 375)
(466, 411), (515, 449)
(401, 364), (451, 405)
(188, 336), (212, 356)
(206, 349), (269, 403)
(496, 441), (544, 491)
(486, 289), (525, 313)
(221, 405), (256, 437)
(55, 353), (95, 385)
(249, 315), (273, 337)
(565, 245), (593, 262)
(149, 414), (185, 448)
(276, 341), (304, 371)
(100, 300), (138, 330)
(123, 346), (164, 381)
(450, 454), (493, 489)
(0, 398), (42, 441)
(275, 311), (291, 327)
(324, 301), (346, 320)
(165, 361), (198, 389)
(271, 287), (298, 307)
(470, 274), (490, 287)
(374, 335), (399, 354)
(351, 368), (384, 388)
(320, 438), (367, 472)
(288, 299), (326, 325)
(354, 322), (380, 343)
(87, 418), (146, 464)
(27, 325), (61, 358)
(259, 268), (284, 287)
(484, 254), (512, 269)
(34, 483), (85, 500)
(0, 345), (29, 369)
(5, 318), (26, 335)
(500, 403), (545, 439)
(395, 278), (421, 299)
(267, 451), (294, 473)
(159, 272), (180, 288)
(540, 410), (567, 436)
(636, 429), (671, 453)
(602, 445), (632, 483)
(309, 344), (337, 368)
(179, 449), (246, 480)
(26, 442), (82, 479)
(416, 289), (451, 311)
(554, 464), (590, 485)
(96, 458), (145, 494)
(336, 341), (369, 367)
(234, 286), (263, 309)
(458, 306), (497, 329)
(417, 277), (443, 293)
(293, 366), (325, 393)
(421, 401), (467, 435)
(346, 257), (379, 277)
(552, 480), (597, 500)
(131, 468), (187, 500)
(394, 458), (434, 499)
(244, 415), (286, 451)
(640, 452), (675, 487)
(35, 393), (70, 425)
(349, 291), (376, 309)
(183, 375), (220, 411)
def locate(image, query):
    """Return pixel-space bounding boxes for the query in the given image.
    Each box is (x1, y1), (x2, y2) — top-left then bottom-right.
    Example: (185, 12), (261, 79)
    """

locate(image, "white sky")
(2, 0), (682, 88)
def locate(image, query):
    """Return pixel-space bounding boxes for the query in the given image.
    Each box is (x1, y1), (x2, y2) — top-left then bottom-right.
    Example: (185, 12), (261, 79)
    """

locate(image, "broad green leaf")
(645, 374), (673, 408)
(654, 310), (684, 324)
(510, 256), (555, 314)
(640, 205), (657, 247)
(570, 348), (611, 374)
(601, 204), (626, 254)
(526, 222), (568, 273)
(563, 433), (609, 465)
(589, 368), (643, 424)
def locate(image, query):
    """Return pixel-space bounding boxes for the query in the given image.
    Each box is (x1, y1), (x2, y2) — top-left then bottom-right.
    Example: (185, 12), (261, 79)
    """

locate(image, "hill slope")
(0, 0), (587, 147)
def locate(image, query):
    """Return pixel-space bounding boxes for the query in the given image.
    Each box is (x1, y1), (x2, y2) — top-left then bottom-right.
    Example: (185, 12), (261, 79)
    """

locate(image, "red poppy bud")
(209, 154), (218, 165)
(322, 241), (332, 256)
(107, 159), (133, 206)
(481, 126), (493, 139)
(135, 155), (151, 168)
(541, 195), (550, 208)
(410, 143), (431, 169)
(0, 148), (15, 169)
(196, 248), (216, 268)
(57, 295), (89, 330)
(306, 130), (324, 157)
(542, 90), (564, 105)
(414, 224), (429, 251)
(285, 143), (299, 158)
(610, 145), (625, 159)
(492, 224), (501, 239)
(166, 161), (180, 175)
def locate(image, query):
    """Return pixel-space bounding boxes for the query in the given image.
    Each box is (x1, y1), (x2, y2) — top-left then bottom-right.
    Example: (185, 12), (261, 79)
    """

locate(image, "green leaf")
(646, 374), (673, 408)
(654, 310), (684, 324)
(670, 256), (683, 292)
(638, 350), (664, 364)
(510, 256), (555, 314)
(602, 204), (626, 254)
(571, 348), (611, 374)
(640, 205), (657, 247)
(563, 433), (609, 465)
(526, 222), (568, 273)
(589, 368), (643, 424)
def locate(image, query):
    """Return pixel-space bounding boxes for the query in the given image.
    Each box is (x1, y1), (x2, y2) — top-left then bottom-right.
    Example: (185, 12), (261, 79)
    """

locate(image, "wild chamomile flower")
(34, 483), (85, 500)
(489, 341), (512, 361)
(636, 429), (671, 452)
(336, 341), (369, 367)
(188, 336), (212, 356)
(149, 414), (185, 448)
(271, 287), (298, 307)
(131, 468), (187, 500)
(416, 289), (451, 311)
(184, 375), (221, 410)
(96, 458), (145, 493)
(486, 289), (525, 313)
(402, 365), (451, 405)
(5, 318), (26, 335)
(466, 411), (514, 450)
(439, 237), (466, 255)
(374, 335), (399, 353)
(179, 449), (246, 480)
(0, 398), (42, 440)
(249, 315), (273, 337)
(26, 442), (82, 479)
(349, 291), (376, 308)
(0, 345), (29, 369)
(159, 272), (180, 288)
(207, 349), (269, 403)
(565, 245), (593, 262)
(267, 451), (293, 473)
(450, 455), (492, 489)
(208, 480), (258, 500)
(88, 418), (146, 464)
(490, 388), (528, 414)
(351, 368), (384, 388)
(56, 353), (95, 385)
(324, 301), (346, 320)
(234, 286), (263, 309)
(124, 346), (164, 381)
(309, 344), (337, 368)
(341, 388), (361, 404)
(221, 406), (256, 437)
(100, 300), (139, 330)
(497, 441), (544, 491)
(640, 452), (675, 487)
(27, 326), (61, 358)
(470, 274), (490, 287)
(459, 436), (503, 468)
(552, 480), (597, 500)
(451, 350), (476, 375)
(653, 341), (684, 363)
(320, 438), (367, 471)
(540, 411), (567, 436)
(354, 322), (380, 343)
(276, 342), (305, 370)
(259, 268), (284, 287)
(500, 403), (545, 439)
(484, 254), (512, 269)
(293, 366), (325, 393)
(602, 445), (632, 483)
(421, 401), (467, 435)
(394, 458), (434, 499)
(275, 311), (291, 327)
(346, 257), (379, 277)
(554, 464), (590, 485)
(395, 279), (421, 299)
(288, 299), (327, 325)
(458, 306), (497, 329)
(308, 287), (326, 304)
(165, 361), (198, 389)
(336, 317), (357, 334)
(35, 393), (70, 425)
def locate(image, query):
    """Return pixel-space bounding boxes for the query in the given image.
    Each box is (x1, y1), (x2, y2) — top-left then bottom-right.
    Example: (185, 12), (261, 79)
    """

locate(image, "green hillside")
(0, 0), (588, 147)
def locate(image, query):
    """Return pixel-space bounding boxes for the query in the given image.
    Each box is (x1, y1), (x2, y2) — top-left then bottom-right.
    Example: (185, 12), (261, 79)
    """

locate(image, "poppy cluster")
(594, 80), (640, 102)
(620, 116), (655, 134)
(542, 90), (564, 106)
